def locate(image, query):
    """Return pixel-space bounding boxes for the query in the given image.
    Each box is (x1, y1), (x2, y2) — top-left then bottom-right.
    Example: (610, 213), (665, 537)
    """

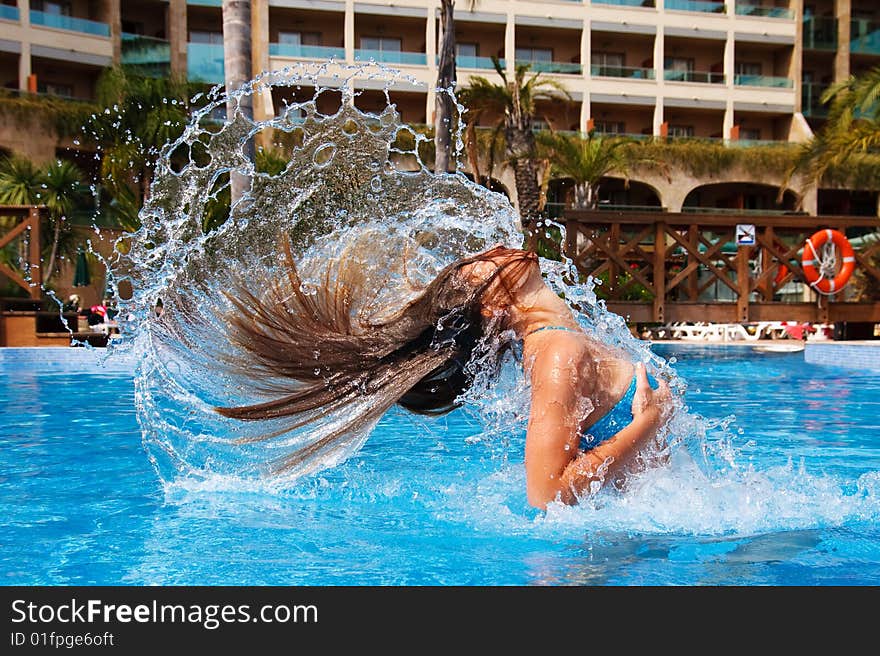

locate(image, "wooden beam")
(653, 222), (665, 322)
(736, 245), (751, 322)
(27, 208), (42, 299)
(565, 210), (880, 230)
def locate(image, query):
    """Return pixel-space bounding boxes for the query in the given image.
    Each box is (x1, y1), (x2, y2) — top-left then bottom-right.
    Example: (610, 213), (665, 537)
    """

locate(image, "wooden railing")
(561, 210), (880, 324)
(0, 206), (44, 299)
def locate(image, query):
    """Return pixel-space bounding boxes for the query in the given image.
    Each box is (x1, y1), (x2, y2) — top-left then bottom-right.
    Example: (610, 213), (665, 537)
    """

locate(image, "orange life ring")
(802, 229), (856, 295)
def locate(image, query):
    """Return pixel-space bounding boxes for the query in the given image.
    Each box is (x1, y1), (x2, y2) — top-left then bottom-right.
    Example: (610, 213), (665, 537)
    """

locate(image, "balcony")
(0, 5), (18, 21)
(592, 0), (655, 6)
(354, 49), (427, 66)
(851, 20), (880, 56)
(734, 74), (793, 88)
(665, 0), (725, 13)
(592, 64), (655, 80)
(269, 44), (346, 61)
(803, 16), (837, 50)
(29, 10), (110, 37)
(735, 4), (794, 20)
(188, 42), (224, 85)
(516, 60), (583, 75)
(664, 70), (725, 84)
(457, 56), (506, 70)
(121, 34), (171, 71)
(802, 82), (831, 118)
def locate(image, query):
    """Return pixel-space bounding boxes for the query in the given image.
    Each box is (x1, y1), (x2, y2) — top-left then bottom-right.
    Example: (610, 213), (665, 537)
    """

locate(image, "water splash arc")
(105, 61), (695, 489)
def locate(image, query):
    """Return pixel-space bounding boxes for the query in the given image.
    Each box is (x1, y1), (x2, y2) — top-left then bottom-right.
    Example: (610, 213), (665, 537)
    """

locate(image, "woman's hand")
(631, 362), (672, 429)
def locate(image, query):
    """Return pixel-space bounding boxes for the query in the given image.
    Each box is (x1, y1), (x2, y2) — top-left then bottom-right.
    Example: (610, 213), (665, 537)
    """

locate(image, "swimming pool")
(2, 344), (879, 586)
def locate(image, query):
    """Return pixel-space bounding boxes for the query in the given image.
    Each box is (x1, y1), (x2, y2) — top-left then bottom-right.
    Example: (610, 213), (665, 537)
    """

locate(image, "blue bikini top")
(580, 373), (659, 449)
(523, 325), (657, 449)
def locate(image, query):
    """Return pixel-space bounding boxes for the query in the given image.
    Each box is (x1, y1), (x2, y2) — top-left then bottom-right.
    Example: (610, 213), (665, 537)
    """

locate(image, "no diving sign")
(736, 224), (756, 246)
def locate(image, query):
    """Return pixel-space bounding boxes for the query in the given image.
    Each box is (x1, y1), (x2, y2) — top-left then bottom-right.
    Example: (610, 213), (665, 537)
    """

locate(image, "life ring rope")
(801, 228), (856, 296)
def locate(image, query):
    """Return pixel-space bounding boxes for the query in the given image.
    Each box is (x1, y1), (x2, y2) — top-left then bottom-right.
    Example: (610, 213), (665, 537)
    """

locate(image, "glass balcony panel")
(592, 65), (656, 80)
(665, 0), (725, 13)
(735, 4), (794, 19)
(188, 42), (225, 84)
(734, 74), (793, 88)
(664, 70), (725, 83)
(269, 43), (346, 60)
(851, 20), (880, 55)
(354, 49), (427, 66)
(0, 5), (19, 21)
(516, 60), (583, 75)
(29, 9), (110, 37)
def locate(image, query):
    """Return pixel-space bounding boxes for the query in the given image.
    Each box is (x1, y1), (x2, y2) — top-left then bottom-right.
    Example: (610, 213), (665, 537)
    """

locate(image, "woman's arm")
(525, 362), (671, 509)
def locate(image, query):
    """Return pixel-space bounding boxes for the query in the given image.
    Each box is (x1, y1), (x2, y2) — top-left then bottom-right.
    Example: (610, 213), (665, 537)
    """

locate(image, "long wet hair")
(214, 236), (537, 475)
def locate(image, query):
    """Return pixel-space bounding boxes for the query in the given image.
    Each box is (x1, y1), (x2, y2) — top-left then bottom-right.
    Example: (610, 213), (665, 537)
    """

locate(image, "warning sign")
(736, 224), (756, 246)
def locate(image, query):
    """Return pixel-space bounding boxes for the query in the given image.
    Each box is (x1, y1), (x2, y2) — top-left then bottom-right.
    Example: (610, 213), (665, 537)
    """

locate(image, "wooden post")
(609, 222), (620, 294)
(27, 207), (42, 299)
(653, 221), (665, 323)
(563, 220), (577, 261)
(736, 244), (750, 322)
(687, 224), (698, 300)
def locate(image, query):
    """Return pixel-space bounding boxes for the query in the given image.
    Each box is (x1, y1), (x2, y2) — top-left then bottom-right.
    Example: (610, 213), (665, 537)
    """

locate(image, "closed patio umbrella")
(73, 246), (91, 287)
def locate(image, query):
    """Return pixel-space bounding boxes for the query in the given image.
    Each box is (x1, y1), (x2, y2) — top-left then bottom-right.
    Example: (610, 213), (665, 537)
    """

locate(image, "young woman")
(215, 241), (673, 509)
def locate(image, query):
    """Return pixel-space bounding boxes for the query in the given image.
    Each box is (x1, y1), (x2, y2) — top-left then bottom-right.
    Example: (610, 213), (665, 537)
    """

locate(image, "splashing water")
(98, 61), (732, 502)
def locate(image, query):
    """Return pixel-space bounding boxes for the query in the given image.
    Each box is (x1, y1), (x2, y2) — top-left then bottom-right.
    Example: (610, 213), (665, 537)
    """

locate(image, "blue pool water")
(2, 344), (879, 586)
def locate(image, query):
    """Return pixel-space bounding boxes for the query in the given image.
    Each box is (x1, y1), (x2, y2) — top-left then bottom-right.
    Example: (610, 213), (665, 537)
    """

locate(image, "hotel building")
(0, 0), (878, 213)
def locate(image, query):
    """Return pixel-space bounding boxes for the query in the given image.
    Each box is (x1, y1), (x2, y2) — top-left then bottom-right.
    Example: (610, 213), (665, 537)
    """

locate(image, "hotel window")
(740, 128), (761, 140)
(594, 121), (626, 135)
(190, 31), (223, 45)
(668, 125), (694, 138)
(279, 32), (321, 46)
(38, 81), (73, 98)
(34, 1), (71, 15)
(735, 62), (762, 76)
(361, 37), (402, 53)
(665, 57), (694, 80)
(516, 47), (553, 63)
(591, 52), (625, 74)
(457, 43), (478, 57)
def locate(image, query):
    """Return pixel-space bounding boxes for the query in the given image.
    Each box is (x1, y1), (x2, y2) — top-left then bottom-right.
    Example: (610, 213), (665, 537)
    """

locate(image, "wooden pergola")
(0, 205), (44, 299)
(561, 210), (880, 324)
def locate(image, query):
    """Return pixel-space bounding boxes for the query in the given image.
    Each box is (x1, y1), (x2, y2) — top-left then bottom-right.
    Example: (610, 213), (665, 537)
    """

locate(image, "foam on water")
(87, 61), (880, 537)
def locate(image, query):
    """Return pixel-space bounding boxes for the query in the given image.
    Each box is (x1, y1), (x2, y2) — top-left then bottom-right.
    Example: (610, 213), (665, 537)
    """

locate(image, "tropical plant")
(0, 155), (90, 286)
(459, 58), (570, 233)
(537, 131), (666, 210)
(82, 67), (203, 229)
(785, 65), (880, 196)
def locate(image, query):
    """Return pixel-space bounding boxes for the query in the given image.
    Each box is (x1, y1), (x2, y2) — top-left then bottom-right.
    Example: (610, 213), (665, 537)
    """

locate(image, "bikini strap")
(525, 325), (582, 338)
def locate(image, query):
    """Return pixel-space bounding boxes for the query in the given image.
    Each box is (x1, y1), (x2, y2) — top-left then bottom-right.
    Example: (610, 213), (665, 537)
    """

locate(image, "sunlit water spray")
(83, 61), (878, 536)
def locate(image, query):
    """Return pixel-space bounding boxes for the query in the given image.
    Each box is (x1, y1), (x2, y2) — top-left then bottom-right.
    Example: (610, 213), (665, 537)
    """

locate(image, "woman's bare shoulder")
(525, 332), (591, 379)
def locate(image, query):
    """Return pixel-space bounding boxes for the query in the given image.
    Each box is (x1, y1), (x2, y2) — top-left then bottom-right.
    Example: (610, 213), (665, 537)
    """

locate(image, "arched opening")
(682, 182), (799, 213)
(545, 176), (662, 218)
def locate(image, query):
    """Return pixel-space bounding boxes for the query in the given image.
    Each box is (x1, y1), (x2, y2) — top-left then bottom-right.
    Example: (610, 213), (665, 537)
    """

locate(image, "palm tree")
(222, 0), (254, 204)
(434, 0), (456, 175)
(86, 67), (197, 229)
(787, 65), (880, 193)
(0, 156), (90, 286)
(460, 58), (569, 234)
(537, 131), (664, 209)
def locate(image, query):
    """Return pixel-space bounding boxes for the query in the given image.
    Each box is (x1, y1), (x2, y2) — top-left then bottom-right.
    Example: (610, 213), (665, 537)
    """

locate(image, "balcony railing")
(851, 20), (880, 55)
(121, 33), (171, 68)
(592, 65), (655, 80)
(269, 43), (346, 60)
(0, 5), (19, 21)
(664, 70), (725, 84)
(665, 0), (725, 13)
(354, 49), (427, 66)
(802, 82), (831, 118)
(188, 43), (224, 84)
(29, 10), (110, 37)
(516, 60), (583, 75)
(457, 55), (506, 70)
(735, 4), (794, 20)
(803, 16), (838, 50)
(734, 74), (793, 88)
(592, 0), (655, 6)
